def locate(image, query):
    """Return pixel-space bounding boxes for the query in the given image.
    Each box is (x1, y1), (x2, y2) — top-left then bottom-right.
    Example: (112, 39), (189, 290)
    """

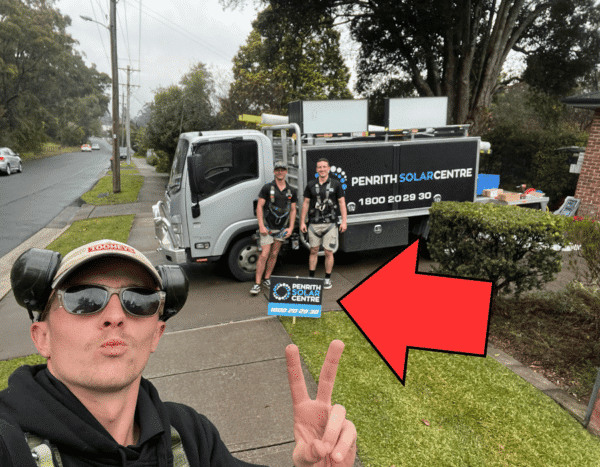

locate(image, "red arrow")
(338, 239), (493, 385)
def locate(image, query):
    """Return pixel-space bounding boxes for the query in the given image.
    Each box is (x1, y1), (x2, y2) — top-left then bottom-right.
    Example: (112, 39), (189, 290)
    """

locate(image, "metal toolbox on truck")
(339, 218), (409, 252)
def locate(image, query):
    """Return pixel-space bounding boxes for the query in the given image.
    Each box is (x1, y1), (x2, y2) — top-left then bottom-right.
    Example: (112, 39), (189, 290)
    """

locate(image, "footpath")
(0, 156), (591, 464)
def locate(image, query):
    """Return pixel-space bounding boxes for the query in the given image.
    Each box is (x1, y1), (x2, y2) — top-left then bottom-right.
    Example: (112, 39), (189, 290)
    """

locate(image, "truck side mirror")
(191, 203), (200, 218)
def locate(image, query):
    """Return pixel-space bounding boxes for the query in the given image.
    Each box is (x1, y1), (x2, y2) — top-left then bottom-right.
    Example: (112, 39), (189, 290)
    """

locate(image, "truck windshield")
(167, 139), (190, 195)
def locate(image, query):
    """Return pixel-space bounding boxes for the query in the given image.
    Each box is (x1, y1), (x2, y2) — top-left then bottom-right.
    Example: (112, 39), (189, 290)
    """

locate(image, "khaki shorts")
(307, 223), (338, 251)
(259, 230), (286, 246)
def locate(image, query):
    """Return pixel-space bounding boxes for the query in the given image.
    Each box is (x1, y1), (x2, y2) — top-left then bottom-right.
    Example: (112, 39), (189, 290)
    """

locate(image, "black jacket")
(0, 365), (265, 467)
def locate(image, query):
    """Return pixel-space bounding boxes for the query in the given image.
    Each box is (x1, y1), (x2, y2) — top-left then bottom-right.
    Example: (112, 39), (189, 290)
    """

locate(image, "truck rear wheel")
(228, 236), (259, 282)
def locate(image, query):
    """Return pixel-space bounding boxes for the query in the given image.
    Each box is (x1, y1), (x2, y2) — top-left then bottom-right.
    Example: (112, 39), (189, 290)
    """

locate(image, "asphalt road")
(0, 137), (112, 257)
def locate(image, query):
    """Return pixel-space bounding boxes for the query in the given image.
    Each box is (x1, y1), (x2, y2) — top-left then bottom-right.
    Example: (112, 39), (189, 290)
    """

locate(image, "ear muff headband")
(10, 248), (189, 322)
(11, 248), (62, 322)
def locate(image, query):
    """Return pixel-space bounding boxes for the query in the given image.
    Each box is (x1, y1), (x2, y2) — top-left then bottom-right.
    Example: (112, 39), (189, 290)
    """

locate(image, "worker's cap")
(274, 161), (288, 170)
(51, 239), (162, 289)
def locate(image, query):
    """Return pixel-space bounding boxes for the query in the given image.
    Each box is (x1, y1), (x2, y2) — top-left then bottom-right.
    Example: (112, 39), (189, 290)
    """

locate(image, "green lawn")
(0, 355), (46, 391)
(81, 172), (143, 205)
(20, 143), (80, 161)
(280, 311), (600, 467)
(45, 215), (135, 257)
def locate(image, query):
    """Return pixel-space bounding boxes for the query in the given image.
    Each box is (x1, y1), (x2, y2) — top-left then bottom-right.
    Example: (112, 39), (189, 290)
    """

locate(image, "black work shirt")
(258, 181), (298, 230)
(303, 177), (345, 224)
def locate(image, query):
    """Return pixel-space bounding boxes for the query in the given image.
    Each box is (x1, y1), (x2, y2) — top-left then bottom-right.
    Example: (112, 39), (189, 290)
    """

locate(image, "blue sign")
(477, 174), (500, 195)
(267, 276), (323, 318)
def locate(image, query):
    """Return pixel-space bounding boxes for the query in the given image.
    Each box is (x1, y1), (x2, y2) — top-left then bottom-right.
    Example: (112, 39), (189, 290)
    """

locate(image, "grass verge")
(81, 173), (143, 205)
(109, 162), (139, 172)
(280, 311), (600, 467)
(21, 143), (80, 161)
(45, 214), (135, 257)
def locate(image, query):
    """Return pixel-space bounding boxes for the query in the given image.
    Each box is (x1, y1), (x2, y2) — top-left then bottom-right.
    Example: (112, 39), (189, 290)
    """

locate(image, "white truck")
(152, 98), (548, 281)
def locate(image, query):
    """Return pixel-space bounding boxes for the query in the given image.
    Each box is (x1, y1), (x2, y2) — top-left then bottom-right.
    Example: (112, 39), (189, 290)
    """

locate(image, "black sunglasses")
(56, 284), (166, 317)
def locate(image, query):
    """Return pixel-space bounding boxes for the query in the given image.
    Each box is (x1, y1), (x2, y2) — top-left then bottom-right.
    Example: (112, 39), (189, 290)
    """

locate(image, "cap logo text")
(88, 244), (136, 254)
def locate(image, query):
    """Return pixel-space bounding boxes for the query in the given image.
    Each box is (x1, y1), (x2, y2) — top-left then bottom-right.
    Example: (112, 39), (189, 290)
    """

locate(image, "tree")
(233, 0), (600, 135)
(134, 103), (153, 127)
(519, 0), (600, 96)
(218, 6), (352, 129)
(479, 84), (586, 209)
(143, 63), (216, 171)
(0, 0), (110, 151)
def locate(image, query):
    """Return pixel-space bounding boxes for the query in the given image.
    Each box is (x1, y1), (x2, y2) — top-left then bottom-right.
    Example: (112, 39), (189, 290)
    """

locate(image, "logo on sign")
(272, 283), (291, 300)
(314, 166), (348, 191)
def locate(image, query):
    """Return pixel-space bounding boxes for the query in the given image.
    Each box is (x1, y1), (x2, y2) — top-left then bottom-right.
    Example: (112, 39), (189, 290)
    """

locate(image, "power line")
(121, 0), (233, 62)
(88, 0), (110, 64)
(117, 4), (132, 65)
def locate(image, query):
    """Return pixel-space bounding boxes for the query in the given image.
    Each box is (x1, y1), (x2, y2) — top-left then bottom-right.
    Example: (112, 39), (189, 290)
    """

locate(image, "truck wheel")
(228, 236), (259, 282)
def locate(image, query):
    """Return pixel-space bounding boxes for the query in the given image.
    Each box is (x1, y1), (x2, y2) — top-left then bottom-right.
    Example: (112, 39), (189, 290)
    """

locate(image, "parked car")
(81, 144), (92, 152)
(91, 143), (100, 150)
(119, 147), (128, 160)
(0, 147), (22, 175)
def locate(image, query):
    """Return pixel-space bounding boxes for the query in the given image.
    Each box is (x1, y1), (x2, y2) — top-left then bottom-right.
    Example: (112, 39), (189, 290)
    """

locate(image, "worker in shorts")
(251, 161), (298, 295)
(300, 158), (347, 289)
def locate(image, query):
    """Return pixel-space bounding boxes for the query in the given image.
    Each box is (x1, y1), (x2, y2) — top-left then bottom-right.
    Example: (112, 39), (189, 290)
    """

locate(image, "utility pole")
(119, 65), (140, 166)
(79, 6), (120, 192)
(110, 0), (120, 193)
(126, 65), (133, 165)
(121, 92), (126, 148)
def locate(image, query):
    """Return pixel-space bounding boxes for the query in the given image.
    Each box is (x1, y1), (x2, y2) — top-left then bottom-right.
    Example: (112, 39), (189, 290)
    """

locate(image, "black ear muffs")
(156, 265), (189, 321)
(10, 248), (62, 322)
(10, 248), (189, 322)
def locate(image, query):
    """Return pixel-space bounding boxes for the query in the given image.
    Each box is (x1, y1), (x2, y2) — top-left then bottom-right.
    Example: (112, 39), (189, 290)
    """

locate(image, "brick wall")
(575, 108), (600, 219)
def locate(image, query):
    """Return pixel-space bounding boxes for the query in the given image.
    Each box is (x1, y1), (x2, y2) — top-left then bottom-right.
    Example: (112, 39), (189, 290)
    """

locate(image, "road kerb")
(0, 225), (70, 301)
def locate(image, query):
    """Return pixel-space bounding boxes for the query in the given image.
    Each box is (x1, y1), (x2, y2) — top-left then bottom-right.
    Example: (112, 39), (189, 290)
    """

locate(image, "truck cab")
(153, 130), (274, 280)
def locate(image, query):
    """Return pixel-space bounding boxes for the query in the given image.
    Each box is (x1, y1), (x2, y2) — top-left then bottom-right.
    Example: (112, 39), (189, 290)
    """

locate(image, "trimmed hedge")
(428, 201), (570, 296)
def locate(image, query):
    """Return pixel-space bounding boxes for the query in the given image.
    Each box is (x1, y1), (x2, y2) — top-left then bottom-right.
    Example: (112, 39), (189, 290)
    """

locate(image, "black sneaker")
(250, 284), (261, 295)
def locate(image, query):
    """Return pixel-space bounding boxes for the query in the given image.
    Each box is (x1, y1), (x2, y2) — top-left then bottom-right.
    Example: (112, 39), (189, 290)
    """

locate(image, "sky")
(57, 0), (261, 118)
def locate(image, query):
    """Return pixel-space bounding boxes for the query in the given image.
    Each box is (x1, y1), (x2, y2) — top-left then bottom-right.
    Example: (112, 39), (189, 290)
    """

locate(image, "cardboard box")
(482, 188), (503, 198)
(497, 192), (522, 202)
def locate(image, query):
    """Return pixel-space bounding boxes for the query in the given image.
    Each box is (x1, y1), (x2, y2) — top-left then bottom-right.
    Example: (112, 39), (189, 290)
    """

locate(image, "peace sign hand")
(286, 340), (357, 467)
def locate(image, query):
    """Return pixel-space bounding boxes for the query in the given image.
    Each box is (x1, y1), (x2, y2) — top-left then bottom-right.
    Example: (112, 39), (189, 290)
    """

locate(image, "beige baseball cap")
(51, 239), (162, 289)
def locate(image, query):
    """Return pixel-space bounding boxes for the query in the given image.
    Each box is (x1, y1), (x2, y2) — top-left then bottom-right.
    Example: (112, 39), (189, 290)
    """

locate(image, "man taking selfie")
(0, 239), (356, 466)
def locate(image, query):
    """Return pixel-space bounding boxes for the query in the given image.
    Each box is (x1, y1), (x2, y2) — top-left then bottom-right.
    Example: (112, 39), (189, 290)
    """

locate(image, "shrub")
(153, 150), (172, 173)
(565, 216), (600, 287)
(428, 201), (569, 296)
(146, 151), (159, 166)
